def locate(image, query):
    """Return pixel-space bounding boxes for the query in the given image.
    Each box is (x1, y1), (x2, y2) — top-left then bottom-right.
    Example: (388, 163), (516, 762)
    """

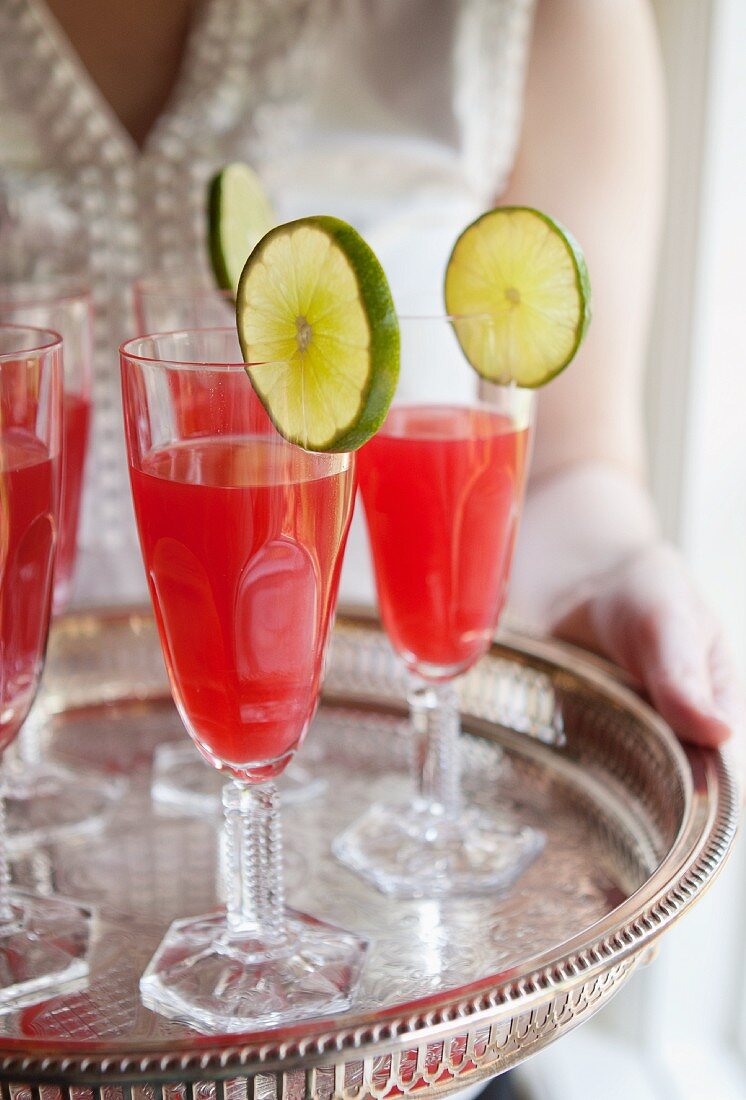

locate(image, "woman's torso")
(0, 0), (535, 606)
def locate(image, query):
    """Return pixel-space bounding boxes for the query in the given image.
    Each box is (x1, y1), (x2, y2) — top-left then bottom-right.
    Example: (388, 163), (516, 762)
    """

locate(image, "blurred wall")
(518, 1), (746, 1095)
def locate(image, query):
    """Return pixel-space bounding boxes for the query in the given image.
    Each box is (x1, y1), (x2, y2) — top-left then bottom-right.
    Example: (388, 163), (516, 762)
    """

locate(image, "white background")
(516, 1), (746, 1096)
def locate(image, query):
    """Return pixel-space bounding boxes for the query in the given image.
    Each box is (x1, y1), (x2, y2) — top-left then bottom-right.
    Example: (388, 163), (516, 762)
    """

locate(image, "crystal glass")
(121, 329), (365, 1031)
(0, 324), (92, 1009)
(0, 278), (92, 611)
(132, 276), (324, 811)
(132, 274), (235, 335)
(0, 279), (123, 851)
(333, 316), (545, 898)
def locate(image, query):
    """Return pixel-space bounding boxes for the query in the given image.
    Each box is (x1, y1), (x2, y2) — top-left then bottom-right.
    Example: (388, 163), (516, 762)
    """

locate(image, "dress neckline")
(28, 0), (224, 161)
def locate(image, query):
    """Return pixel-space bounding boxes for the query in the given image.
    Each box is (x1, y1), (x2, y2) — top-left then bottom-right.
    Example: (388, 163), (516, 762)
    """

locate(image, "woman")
(0, 0), (740, 750)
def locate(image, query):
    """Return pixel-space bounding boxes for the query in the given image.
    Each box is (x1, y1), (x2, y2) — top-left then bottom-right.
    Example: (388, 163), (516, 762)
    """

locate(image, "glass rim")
(397, 313), (510, 323)
(0, 277), (92, 309)
(123, 312), (524, 357)
(0, 323), (63, 362)
(132, 275), (234, 299)
(122, 320), (538, 395)
(129, 301), (522, 319)
(396, 315), (537, 397)
(120, 328), (272, 372)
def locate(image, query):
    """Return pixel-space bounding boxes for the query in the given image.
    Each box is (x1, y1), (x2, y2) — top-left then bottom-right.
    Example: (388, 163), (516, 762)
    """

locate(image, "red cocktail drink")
(0, 283), (112, 852)
(0, 431), (57, 753)
(131, 282), (325, 811)
(0, 281), (93, 611)
(131, 435), (353, 777)
(0, 324), (92, 1010)
(359, 404), (529, 678)
(122, 329), (365, 1033)
(333, 316), (543, 899)
(54, 392), (91, 612)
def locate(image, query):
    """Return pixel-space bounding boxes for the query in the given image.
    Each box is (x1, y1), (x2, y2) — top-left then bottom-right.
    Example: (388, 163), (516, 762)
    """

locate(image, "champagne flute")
(132, 276), (326, 811)
(0, 324), (92, 1008)
(333, 315), (544, 898)
(0, 279), (123, 850)
(122, 329), (366, 1030)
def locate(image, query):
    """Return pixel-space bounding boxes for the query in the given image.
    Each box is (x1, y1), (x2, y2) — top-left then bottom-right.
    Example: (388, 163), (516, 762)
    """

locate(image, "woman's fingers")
(646, 680), (732, 748)
(554, 544), (742, 748)
(606, 594), (731, 748)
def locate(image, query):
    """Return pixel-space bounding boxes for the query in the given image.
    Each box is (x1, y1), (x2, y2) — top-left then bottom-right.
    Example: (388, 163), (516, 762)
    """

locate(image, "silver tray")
(0, 608), (738, 1097)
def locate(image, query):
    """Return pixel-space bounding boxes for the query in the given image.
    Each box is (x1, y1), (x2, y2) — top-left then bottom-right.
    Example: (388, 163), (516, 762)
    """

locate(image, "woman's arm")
(503, 0), (743, 747)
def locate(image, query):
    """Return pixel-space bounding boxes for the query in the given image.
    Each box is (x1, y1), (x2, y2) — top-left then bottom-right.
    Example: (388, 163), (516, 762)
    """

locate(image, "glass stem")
(7, 706), (45, 771)
(222, 780), (287, 943)
(18, 708), (45, 768)
(408, 680), (462, 818)
(0, 787), (14, 925)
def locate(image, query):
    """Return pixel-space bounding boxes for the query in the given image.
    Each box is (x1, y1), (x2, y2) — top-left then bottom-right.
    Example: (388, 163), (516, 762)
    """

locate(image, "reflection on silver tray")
(0, 608), (738, 1097)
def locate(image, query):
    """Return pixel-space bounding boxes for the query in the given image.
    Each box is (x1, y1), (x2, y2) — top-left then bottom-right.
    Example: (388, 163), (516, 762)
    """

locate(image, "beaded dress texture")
(0, 0), (535, 605)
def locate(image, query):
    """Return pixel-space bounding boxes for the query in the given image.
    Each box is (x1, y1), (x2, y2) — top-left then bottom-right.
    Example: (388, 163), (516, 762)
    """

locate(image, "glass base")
(333, 800), (544, 899)
(140, 908), (368, 1032)
(151, 742), (326, 815)
(4, 762), (125, 853)
(0, 889), (92, 1012)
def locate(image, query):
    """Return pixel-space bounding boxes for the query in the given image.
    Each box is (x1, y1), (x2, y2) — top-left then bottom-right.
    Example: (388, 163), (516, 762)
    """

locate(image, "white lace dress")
(0, 0), (535, 606)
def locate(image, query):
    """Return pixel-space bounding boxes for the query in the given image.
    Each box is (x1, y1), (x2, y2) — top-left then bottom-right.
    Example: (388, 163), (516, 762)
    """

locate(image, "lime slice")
(236, 216), (399, 452)
(208, 163), (276, 292)
(444, 206), (591, 387)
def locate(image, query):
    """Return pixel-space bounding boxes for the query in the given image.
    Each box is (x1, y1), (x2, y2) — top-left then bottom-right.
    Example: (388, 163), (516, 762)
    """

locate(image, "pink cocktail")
(56, 391), (91, 609)
(131, 434), (352, 776)
(0, 281), (108, 851)
(122, 329), (365, 1033)
(130, 278), (325, 813)
(360, 404), (529, 677)
(0, 430), (57, 754)
(0, 279), (93, 611)
(334, 316), (544, 898)
(0, 324), (92, 1009)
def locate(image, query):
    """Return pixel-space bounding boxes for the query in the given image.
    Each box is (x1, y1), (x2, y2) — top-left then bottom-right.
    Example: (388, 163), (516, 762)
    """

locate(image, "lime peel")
(444, 206), (591, 387)
(236, 215), (399, 453)
(208, 163), (276, 293)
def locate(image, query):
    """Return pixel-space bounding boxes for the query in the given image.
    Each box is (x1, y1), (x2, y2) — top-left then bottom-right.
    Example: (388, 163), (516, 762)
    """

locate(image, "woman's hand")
(510, 465), (744, 752)
(496, 3), (743, 753)
(551, 543), (744, 749)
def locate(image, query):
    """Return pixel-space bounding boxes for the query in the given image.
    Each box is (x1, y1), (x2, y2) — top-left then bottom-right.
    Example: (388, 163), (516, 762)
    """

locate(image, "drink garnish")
(444, 206), (591, 387)
(236, 216), (399, 452)
(208, 163), (276, 293)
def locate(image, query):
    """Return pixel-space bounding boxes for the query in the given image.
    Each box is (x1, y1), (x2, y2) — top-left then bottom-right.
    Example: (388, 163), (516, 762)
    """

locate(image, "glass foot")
(140, 908), (367, 1032)
(333, 800), (544, 899)
(5, 762), (125, 853)
(0, 889), (92, 1012)
(151, 742), (326, 814)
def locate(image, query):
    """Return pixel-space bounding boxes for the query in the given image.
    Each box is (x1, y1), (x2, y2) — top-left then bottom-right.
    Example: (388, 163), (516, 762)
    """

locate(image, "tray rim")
(0, 608), (739, 1084)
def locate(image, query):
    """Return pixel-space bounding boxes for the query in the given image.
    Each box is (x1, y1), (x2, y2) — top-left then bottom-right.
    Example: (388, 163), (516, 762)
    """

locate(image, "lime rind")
(208, 163), (276, 293)
(444, 206), (591, 388)
(236, 216), (399, 453)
